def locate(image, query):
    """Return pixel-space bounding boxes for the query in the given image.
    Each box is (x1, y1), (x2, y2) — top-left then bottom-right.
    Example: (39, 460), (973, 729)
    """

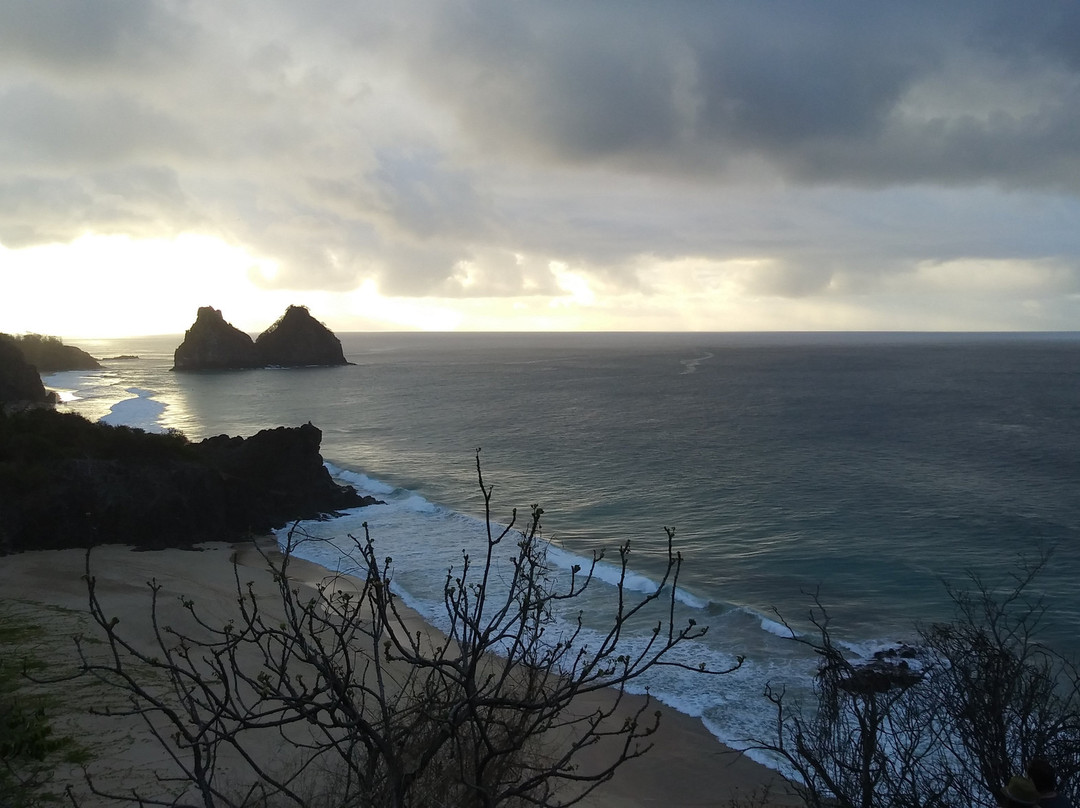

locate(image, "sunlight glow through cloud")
(1, 233), (427, 337)
(1, 234), (264, 337)
(551, 263), (597, 306)
(2, 3), (1079, 336)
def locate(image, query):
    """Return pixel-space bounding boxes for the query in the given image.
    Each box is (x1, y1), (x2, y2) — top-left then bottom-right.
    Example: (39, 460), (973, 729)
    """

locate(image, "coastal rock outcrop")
(0, 409), (380, 553)
(173, 306), (349, 370)
(172, 306), (261, 371)
(255, 305), (349, 367)
(0, 335), (57, 408)
(2, 333), (101, 372)
(195, 422), (362, 523)
(834, 645), (925, 694)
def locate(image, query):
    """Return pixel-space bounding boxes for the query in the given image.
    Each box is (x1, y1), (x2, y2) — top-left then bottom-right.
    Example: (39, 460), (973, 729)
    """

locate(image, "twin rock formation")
(173, 305), (349, 371)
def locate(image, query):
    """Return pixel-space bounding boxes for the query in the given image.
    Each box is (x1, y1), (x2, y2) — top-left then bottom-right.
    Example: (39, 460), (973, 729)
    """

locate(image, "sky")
(1, 1), (1079, 338)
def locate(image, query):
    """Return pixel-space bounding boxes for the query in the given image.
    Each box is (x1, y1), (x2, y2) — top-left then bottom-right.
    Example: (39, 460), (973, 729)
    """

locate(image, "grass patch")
(0, 600), (92, 806)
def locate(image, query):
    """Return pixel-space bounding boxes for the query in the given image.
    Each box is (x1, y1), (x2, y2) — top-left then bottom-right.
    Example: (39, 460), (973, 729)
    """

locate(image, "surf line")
(101, 387), (167, 433)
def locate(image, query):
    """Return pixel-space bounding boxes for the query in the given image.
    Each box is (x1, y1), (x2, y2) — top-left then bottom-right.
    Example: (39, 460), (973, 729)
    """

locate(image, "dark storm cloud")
(1, 0), (1078, 322)
(405, 1), (1080, 189)
(368, 149), (497, 242)
(976, 4), (1080, 70)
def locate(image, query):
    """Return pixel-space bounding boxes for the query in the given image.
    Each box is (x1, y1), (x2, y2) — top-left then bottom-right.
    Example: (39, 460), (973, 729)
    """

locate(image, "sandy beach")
(0, 541), (797, 807)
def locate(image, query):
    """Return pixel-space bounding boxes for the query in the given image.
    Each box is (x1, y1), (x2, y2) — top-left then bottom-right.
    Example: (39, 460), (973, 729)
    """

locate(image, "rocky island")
(173, 305), (350, 371)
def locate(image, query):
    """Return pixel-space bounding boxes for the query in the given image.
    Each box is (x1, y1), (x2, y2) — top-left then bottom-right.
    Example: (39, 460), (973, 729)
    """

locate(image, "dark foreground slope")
(0, 409), (378, 554)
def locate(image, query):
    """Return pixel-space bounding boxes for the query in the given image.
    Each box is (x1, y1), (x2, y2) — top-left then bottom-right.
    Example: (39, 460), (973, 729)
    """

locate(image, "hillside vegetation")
(0, 333), (101, 372)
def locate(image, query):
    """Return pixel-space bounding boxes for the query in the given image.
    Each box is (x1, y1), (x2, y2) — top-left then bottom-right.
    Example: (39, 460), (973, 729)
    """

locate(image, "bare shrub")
(752, 559), (1080, 808)
(66, 451), (741, 807)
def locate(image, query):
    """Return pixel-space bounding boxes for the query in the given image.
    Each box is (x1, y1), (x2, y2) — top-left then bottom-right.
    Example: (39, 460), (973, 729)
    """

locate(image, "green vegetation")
(0, 407), (192, 465)
(0, 604), (88, 807)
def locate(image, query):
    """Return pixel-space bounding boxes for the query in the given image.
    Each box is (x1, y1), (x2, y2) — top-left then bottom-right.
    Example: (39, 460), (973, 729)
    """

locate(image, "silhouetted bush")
(67, 452), (741, 807)
(752, 558), (1080, 808)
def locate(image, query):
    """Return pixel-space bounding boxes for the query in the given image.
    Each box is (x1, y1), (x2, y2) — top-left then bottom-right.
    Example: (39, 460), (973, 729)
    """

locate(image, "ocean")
(44, 331), (1080, 772)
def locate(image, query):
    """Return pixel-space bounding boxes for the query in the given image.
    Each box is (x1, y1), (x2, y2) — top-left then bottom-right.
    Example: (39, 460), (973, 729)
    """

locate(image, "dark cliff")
(255, 305), (349, 367)
(0, 336), (56, 408)
(0, 409), (379, 554)
(172, 307), (261, 371)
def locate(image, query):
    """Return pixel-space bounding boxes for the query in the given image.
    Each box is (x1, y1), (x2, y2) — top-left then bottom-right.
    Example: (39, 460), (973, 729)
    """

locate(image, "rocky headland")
(0, 409), (379, 554)
(173, 305), (349, 371)
(1, 333), (102, 372)
(0, 335), (59, 408)
(1, 324), (373, 554)
(1, 333), (104, 410)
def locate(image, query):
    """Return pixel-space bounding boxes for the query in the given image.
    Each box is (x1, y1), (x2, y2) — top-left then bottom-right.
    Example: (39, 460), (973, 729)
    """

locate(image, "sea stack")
(255, 305), (349, 367)
(172, 306), (350, 371)
(172, 306), (261, 371)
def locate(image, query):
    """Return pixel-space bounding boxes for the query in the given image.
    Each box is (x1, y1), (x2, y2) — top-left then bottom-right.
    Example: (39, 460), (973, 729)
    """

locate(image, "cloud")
(0, 0), (1078, 330)
(0, 167), (197, 248)
(0, 1), (188, 75)
(0, 84), (199, 168)
(403, 2), (1080, 188)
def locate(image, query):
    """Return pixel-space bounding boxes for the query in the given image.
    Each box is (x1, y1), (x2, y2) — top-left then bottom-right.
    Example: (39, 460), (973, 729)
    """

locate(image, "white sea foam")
(101, 387), (166, 432)
(280, 468), (827, 785)
(545, 543), (710, 609)
(759, 616), (798, 639)
(400, 494), (440, 513)
(329, 466), (397, 496)
(45, 370), (168, 429)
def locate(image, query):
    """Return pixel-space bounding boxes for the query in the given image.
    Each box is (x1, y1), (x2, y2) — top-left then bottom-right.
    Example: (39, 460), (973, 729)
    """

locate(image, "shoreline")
(0, 540), (798, 806)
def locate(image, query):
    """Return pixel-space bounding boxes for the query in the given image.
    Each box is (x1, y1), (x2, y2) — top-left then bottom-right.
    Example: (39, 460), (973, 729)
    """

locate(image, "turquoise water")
(46, 331), (1080, 769)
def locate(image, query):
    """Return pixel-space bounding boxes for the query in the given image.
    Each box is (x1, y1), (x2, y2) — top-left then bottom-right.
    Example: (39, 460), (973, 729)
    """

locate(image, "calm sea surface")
(46, 331), (1080, 769)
